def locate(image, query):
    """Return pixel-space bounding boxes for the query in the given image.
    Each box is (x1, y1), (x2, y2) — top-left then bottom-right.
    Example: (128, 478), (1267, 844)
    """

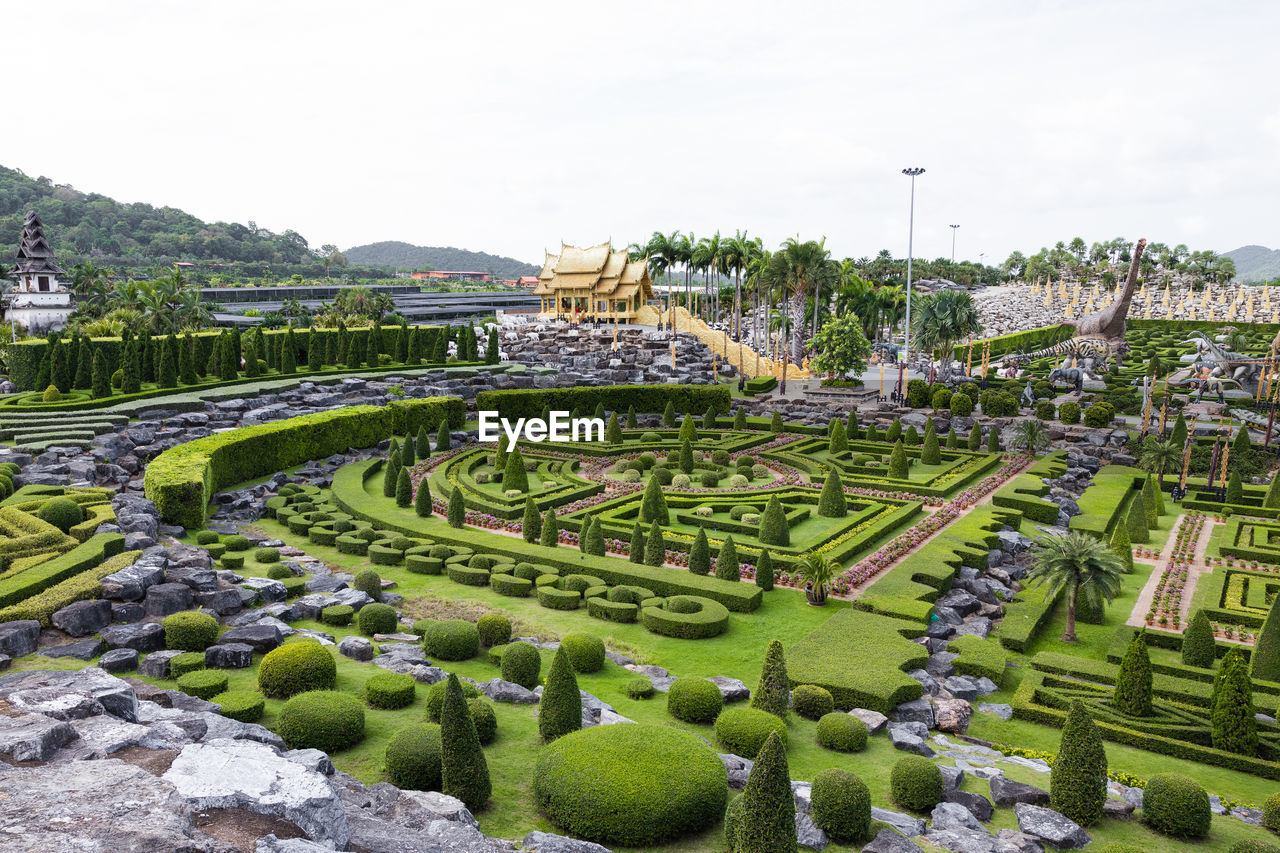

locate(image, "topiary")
(365, 671), (417, 709)
(1183, 609), (1216, 668)
(1213, 647), (1258, 756)
(792, 684), (834, 720)
(255, 547), (281, 563)
(811, 767), (871, 844)
(817, 471), (847, 518)
(223, 534), (250, 551)
(560, 631), (605, 673)
(1060, 400), (1081, 424)
(385, 723), (443, 790)
(467, 697), (498, 745)
(949, 392), (974, 418)
(627, 678), (655, 699)
(424, 677), (481, 721)
(1228, 842), (1280, 853)
(500, 641), (541, 689)
(440, 674), (491, 810)
(163, 611), (220, 651)
(890, 755), (943, 812)
(751, 639), (790, 719)
(1050, 699), (1108, 826)
(539, 646), (582, 742)
(1264, 792), (1280, 832)
(211, 690), (265, 723)
(177, 669), (229, 700)
(278, 690), (365, 752)
(667, 676), (723, 724)
(425, 619), (480, 660)
(758, 495), (789, 547)
(1113, 631), (1153, 717)
(1252, 599), (1280, 682)
(352, 569), (382, 602)
(258, 640), (337, 698)
(1143, 773), (1210, 839)
(37, 497), (84, 533)
(169, 651), (206, 678)
(195, 530), (219, 545)
(356, 602), (398, 636)
(477, 612), (512, 647)
(689, 528), (711, 575)
(816, 712), (867, 752)
(321, 604), (354, 626)
(714, 706), (787, 758)
(738, 730), (795, 853)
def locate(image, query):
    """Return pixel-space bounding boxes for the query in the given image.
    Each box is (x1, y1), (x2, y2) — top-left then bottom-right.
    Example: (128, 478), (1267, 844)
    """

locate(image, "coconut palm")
(1011, 419), (1050, 455)
(1027, 532), (1125, 642)
(1138, 436), (1180, 490)
(763, 238), (841, 364)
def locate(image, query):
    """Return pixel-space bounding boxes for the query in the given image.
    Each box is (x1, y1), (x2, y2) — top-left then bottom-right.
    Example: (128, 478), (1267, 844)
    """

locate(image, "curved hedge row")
(640, 595), (730, 639)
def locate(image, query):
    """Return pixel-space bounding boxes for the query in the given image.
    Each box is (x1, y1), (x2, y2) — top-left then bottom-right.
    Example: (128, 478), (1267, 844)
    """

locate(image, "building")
(5, 211), (72, 334)
(533, 242), (654, 321)
(516, 275), (539, 288)
(410, 270), (492, 282)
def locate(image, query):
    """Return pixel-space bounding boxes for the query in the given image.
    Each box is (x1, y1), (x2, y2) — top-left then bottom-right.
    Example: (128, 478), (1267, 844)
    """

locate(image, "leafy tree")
(703, 406), (718, 429)
(1182, 610), (1215, 668)
(90, 349), (110, 399)
(888, 440), (908, 479)
(382, 442), (401, 497)
(689, 528), (710, 575)
(1232, 424), (1252, 459)
(808, 313), (872, 379)
(628, 520), (645, 564)
(679, 413), (698, 443)
(863, 422), (880, 442)
(521, 497), (541, 543)
(440, 674), (490, 810)
(539, 647), (581, 741)
(716, 536), (740, 581)
(643, 523), (665, 566)
(751, 639), (790, 718)
(1049, 699), (1107, 826)
(734, 408), (747, 430)
(1212, 648), (1257, 756)
(540, 508), (559, 548)
(626, 405), (637, 428)
(756, 549), (774, 591)
(817, 471), (846, 518)
(885, 419), (902, 443)
(945, 427), (958, 448)
(1027, 532), (1125, 642)
(770, 410), (783, 432)
(1114, 631), (1153, 716)
(737, 732), (797, 853)
(414, 476), (432, 517)
(639, 475), (669, 524)
(447, 487), (466, 528)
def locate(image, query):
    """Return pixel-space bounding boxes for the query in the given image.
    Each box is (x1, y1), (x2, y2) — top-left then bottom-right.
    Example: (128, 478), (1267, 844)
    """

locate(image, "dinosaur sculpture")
(1071, 238), (1147, 339)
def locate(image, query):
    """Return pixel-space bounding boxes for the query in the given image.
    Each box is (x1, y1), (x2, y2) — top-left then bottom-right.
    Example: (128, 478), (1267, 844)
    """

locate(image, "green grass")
(1021, 560), (1155, 661)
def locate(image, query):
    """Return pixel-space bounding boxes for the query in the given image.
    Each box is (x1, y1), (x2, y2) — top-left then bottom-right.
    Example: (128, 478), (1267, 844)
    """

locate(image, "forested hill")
(1225, 245), (1280, 283)
(343, 241), (539, 278)
(0, 165), (314, 267)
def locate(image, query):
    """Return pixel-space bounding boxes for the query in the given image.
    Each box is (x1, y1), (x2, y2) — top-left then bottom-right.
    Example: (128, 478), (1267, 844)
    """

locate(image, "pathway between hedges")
(1125, 513), (1218, 630)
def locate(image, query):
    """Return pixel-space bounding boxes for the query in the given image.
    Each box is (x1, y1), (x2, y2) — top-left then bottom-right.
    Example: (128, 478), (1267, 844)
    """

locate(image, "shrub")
(540, 646), (582, 742)
(816, 712), (867, 752)
(223, 534), (250, 551)
(220, 554), (244, 570)
(352, 568), (382, 602)
(667, 677), (723, 724)
(948, 392), (973, 417)
(169, 652), (206, 678)
(890, 755), (943, 812)
(255, 547), (281, 563)
(1143, 773), (1210, 840)
(500, 641), (541, 689)
(1253, 599), (1280, 682)
(366, 671), (416, 709)
(560, 631), (605, 673)
(278, 690), (365, 752)
(1035, 400), (1055, 420)
(164, 611), (220, 651)
(477, 612), (512, 647)
(37, 497), (84, 533)
(533, 723), (727, 846)
(751, 639), (790, 718)
(211, 690), (265, 723)
(758, 495), (789, 546)
(424, 678), (481, 721)
(714, 706), (787, 758)
(1050, 699), (1107, 826)
(1113, 632), (1153, 717)
(811, 767), (871, 844)
(356, 602), (398, 636)
(1179, 610), (1214, 668)
(627, 678), (655, 699)
(792, 684), (835, 720)
(281, 576), (306, 597)
(737, 731), (795, 853)
(385, 723), (443, 790)
(440, 675), (491, 810)
(425, 619), (480, 660)
(1060, 401), (1081, 424)
(177, 669), (229, 700)
(1212, 648), (1258, 755)
(195, 530), (219, 545)
(321, 604), (354, 626)
(1083, 401), (1115, 428)
(468, 697), (498, 745)
(1264, 792), (1280, 832)
(1228, 843), (1280, 853)
(258, 640), (337, 698)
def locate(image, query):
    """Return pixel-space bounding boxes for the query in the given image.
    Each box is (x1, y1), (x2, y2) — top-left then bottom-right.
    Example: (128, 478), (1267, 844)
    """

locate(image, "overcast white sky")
(7, 1), (1279, 266)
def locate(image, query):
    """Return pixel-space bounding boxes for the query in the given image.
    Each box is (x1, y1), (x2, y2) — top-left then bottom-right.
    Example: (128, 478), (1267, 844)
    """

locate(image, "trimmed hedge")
(890, 755), (944, 812)
(0, 550), (139, 627)
(177, 669), (229, 700)
(640, 595), (730, 639)
(277, 690), (366, 752)
(0, 533), (125, 609)
(257, 640), (337, 698)
(811, 767), (871, 844)
(476, 385), (730, 421)
(212, 690), (266, 723)
(667, 676), (724, 724)
(1143, 773), (1210, 840)
(947, 634), (1008, 685)
(792, 684), (835, 720)
(424, 677), (482, 722)
(816, 712), (867, 752)
(560, 632), (605, 673)
(787, 609), (927, 712)
(169, 652), (206, 678)
(476, 612), (512, 647)
(385, 723), (443, 790)
(424, 619), (480, 661)
(714, 706), (787, 758)
(355, 602), (398, 636)
(500, 641), (541, 689)
(365, 671), (417, 709)
(164, 611), (220, 652)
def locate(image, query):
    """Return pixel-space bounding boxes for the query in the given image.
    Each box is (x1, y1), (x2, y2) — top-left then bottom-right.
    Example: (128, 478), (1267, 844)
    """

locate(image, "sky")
(7, 1), (1280, 267)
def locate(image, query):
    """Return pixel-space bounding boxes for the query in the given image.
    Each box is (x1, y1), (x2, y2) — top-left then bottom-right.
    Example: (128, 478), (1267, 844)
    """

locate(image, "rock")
(939, 765), (965, 791)
(931, 801), (987, 834)
(282, 748), (335, 776)
(870, 806), (927, 837)
(204, 642), (255, 669)
(220, 623), (284, 654)
(0, 667), (138, 721)
(709, 675), (751, 702)
(944, 790), (994, 823)
(478, 678), (539, 704)
(41, 638), (106, 660)
(861, 827), (924, 852)
(51, 599), (113, 637)
(99, 647), (139, 673)
(943, 677), (979, 702)
(241, 576), (289, 603)
(138, 649), (184, 678)
(0, 619), (41, 657)
(163, 738), (349, 847)
(144, 582), (194, 617)
(521, 831), (613, 853)
(256, 836), (333, 852)
(1232, 806), (1264, 826)
(0, 712), (78, 761)
(721, 752), (753, 789)
(994, 829), (1044, 853)
(933, 699), (973, 733)
(849, 708), (888, 733)
(888, 723), (934, 756)
(977, 703), (1012, 720)
(988, 775), (1049, 807)
(102, 622), (166, 653)
(1013, 804), (1089, 849)
(796, 811), (830, 850)
(1103, 798), (1134, 818)
(71, 714), (151, 754)
(894, 697), (934, 727)
(338, 635), (376, 661)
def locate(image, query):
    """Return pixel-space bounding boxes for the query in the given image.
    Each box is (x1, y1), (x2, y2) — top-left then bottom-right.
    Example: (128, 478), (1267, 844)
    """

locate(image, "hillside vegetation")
(343, 241), (538, 278)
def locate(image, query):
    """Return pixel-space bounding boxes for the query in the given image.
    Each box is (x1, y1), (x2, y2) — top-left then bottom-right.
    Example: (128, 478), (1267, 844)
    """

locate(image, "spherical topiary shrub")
(560, 632), (605, 673)
(220, 554), (244, 570)
(196, 530), (220, 545)
(281, 576), (307, 597)
(811, 767), (871, 843)
(626, 678), (655, 700)
(277, 690), (365, 752)
(424, 619), (480, 661)
(714, 706), (787, 758)
(1265, 792), (1280, 832)
(255, 547), (281, 563)
(169, 651), (206, 678)
(891, 755), (944, 812)
(223, 534), (250, 552)
(666, 677), (724, 724)
(37, 497), (84, 533)
(385, 723), (443, 790)
(468, 697), (498, 745)
(365, 671), (417, 709)
(499, 641), (541, 689)
(424, 678), (482, 722)
(1143, 773), (1210, 839)
(352, 569), (382, 602)
(355, 602), (398, 636)
(258, 640), (337, 698)
(816, 712), (868, 752)
(1228, 843), (1280, 853)
(177, 669), (229, 701)
(163, 611), (220, 651)
(533, 724), (727, 846)
(792, 684), (835, 720)
(212, 690), (266, 723)
(477, 612), (512, 647)
(321, 604), (354, 626)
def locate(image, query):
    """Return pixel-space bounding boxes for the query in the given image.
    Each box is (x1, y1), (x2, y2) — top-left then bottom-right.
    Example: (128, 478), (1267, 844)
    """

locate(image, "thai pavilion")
(5, 211), (72, 334)
(533, 242), (655, 321)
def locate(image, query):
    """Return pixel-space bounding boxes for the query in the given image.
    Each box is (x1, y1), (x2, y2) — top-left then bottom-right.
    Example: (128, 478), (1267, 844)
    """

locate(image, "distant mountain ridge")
(344, 240), (539, 278)
(1225, 245), (1280, 283)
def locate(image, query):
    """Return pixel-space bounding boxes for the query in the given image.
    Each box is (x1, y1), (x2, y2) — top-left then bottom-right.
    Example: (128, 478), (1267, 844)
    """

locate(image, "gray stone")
(1232, 806), (1263, 826)
(989, 775), (1049, 806)
(926, 652), (958, 679)
(204, 642), (255, 668)
(100, 560), (166, 601)
(98, 647), (139, 673)
(195, 588), (243, 615)
(861, 827), (924, 852)
(0, 667), (138, 721)
(6, 686), (104, 720)
(922, 828), (1005, 853)
(241, 576), (289, 602)
(931, 801), (987, 835)
(994, 829), (1044, 853)
(797, 811), (830, 850)
(41, 638), (106, 660)
(709, 675), (751, 702)
(977, 702), (1012, 720)
(138, 649), (184, 678)
(338, 635), (376, 661)
(0, 712), (78, 761)
(71, 714), (151, 754)
(143, 582), (194, 617)
(871, 806), (927, 837)
(282, 748), (335, 776)
(849, 707), (888, 733)
(894, 697), (934, 727)
(888, 724), (934, 756)
(0, 619), (41, 657)
(1103, 798), (1134, 818)
(256, 836), (333, 852)
(940, 764), (965, 791)
(521, 831), (613, 853)
(944, 790), (994, 823)
(1013, 803), (1089, 849)
(51, 599), (113, 637)
(479, 678), (539, 704)
(219, 623), (283, 653)
(721, 752), (753, 789)
(102, 621), (166, 653)
(943, 676), (979, 702)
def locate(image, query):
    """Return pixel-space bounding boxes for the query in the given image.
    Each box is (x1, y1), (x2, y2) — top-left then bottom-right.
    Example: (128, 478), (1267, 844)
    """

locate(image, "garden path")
(1125, 513), (1217, 630)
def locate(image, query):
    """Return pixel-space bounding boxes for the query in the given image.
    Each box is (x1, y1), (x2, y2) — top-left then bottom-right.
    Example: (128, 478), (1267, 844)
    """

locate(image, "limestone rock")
(989, 775), (1049, 806)
(1013, 804), (1089, 849)
(522, 831), (613, 852)
(861, 827), (924, 852)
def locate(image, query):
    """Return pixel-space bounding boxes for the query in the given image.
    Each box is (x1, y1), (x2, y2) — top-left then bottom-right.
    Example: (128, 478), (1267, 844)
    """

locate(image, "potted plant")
(799, 551), (839, 606)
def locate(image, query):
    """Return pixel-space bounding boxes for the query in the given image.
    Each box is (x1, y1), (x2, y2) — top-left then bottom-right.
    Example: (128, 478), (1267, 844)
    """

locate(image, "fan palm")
(1138, 436), (1179, 490)
(798, 550), (840, 605)
(1011, 419), (1050, 455)
(1027, 532), (1125, 642)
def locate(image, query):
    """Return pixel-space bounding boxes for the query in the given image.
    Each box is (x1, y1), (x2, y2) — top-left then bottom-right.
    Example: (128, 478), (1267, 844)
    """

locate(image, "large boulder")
(989, 775), (1049, 807)
(0, 713), (78, 761)
(0, 667), (139, 722)
(1013, 803), (1090, 849)
(102, 622), (166, 653)
(219, 623), (284, 654)
(0, 619), (41, 657)
(51, 599), (113, 637)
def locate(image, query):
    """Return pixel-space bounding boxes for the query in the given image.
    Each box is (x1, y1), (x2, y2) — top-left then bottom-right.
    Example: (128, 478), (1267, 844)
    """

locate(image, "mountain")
(343, 240), (539, 278)
(1225, 245), (1280, 283)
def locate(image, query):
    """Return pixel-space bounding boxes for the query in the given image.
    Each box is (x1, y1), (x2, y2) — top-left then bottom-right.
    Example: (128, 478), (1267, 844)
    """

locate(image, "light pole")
(950, 224), (960, 263)
(901, 167), (925, 393)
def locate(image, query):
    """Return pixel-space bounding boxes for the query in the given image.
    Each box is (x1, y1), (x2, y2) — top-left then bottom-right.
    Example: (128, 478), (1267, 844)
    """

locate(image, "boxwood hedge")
(385, 723), (443, 790)
(424, 619), (480, 661)
(277, 690), (365, 752)
(640, 595), (730, 639)
(666, 677), (724, 724)
(212, 690), (266, 723)
(365, 671), (417, 709)
(714, 706), (787, 758)
(257, 640), (337, 698)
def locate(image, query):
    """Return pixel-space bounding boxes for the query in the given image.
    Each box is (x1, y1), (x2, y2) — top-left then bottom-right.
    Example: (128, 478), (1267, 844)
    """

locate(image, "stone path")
(1125, 513), (1217, 630)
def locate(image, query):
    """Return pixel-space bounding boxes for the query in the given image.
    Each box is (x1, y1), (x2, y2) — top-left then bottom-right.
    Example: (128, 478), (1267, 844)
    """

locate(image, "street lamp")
(901, 167), (925, 390)
(950, 224), (960, 263)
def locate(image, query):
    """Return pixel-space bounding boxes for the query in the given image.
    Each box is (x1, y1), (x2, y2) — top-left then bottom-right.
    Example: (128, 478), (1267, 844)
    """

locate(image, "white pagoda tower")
(6, 211), (72, 334)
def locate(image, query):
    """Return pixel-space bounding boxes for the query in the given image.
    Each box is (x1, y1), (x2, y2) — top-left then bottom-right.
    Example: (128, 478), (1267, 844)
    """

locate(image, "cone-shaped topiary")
(846, 409), (859, 438)
(1109, 518), (1134, 572)
(417, 424), (431, 459)
(1142, 476), (1160, 528)
(1227, 470), (1244, 505)
(920, 426), (941, 465)
(759, 495), (790, 547)
(888, 440), (908, 479)
(414, 477), (432, 517)
(539, 646), (581, 742)
(643, 523), (665, 566)
(447, 488), (465, 528)
(817, 470), (847, 518)
(382, 442), (401, 498)
(1212, 648), (1258, 756)
(540, 508), (559, 548)
(828, 419), (848, 454)
(1126, 492), (1149, 544)
(864, 422), (880, 442)
(1266, 473), (1280, 509)
(628, 521), (645, 564)
(493, 433), (508, 470)
(1233, 424), (1252, 458)
(522, 497), (541, 543)
(885, 419), (902, 443)
(1149, 473), (1166, 515)
(640, 475), (669, 524)
(500, 448), (527, 495)
(90, 349), (110, 399)
(679, 414), (697, 443)
(440, 674), (490, 810)
(945, 427), (958, 448)
(1113, 631), (1153, 717)
(662, 400), (676, 426)
(1182, 610), (1215, 668)
(689, 528), (710, 575)
(395, 468), (412, 507)
(734, 408), (747, 429)
(1253, 600), (1280, 682)
(750, 639), (790, 719)
(755, 549), (774, 591)
(401, 432), (416, 468)
(605, 413), (623, 443)
(987, 425), (1000, 452)
(436, 417), (452, 451)
(716, 535), (740, 582)
(1050, 699), (1107, 826)
(737, 731), (797, 853)
(904, 425), (920, 446)
(967, 426), (981, 451)
(627, 405), (637, 428)
(678, 437), (694, 474)
(583, 516), (606, 556)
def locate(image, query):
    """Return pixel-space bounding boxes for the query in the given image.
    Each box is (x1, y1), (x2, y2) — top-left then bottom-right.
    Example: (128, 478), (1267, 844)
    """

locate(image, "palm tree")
(694, 233), (722, 324)
(1026, 532), (1125, 642)
(675, 232), (695, 316)
(1011, 419), (1050, 455)
(763, 238), (840, 364)
(175, 289), (214, 332)
(644, 230), (680, 296)
(912, 289), (983, 359)
(1138, 436), (1179, 490)
(798, 550), (840, 606)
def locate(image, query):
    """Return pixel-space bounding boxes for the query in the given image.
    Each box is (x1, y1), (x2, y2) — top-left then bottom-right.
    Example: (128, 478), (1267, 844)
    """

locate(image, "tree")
(1232, 424), (1252, 460)
(920, 425), (942, 464)
(678, 438), (694, 474)
(180, 333), (197, 385)
(50, 337), (71, 394)
(910, 289), (983, 360)
(644, 523), (665, 566)
(828, 418), (848, 454)
(308, 330), (324, 371)
(1126, 493), (1149, 544)
(759, 495), (790, 546)
(436, 417), (452, 451)
(987, 426), (1000, 453)
(1113, 631), (1153, 716)
(1251, 599), (1280, 682)
(432, 326), (448, 363)
(762, 236), (840, 363)
(1010, 420), (1049, 455)
(394, 468), (413, 507)
(628, 520), (645, 564)
(1265, 473), (1280, 510)
(417, 424), (431, 459)
(540, 508), (559, 548)
(73, 337), (92, 390)
(121, 339), (141, 394)
(157, 335), (177, 388)
(717, 536), (740, 581)
(382, 442), (402, 497)
(401, 432), (416, 468)
(281, 328), (297, 374)
(447, 487), (466, 528)
(626, 406), (637, 428)
(440, 674), (490, 810)
(1212, 648), (1257, 756)
(1109, 519), (1134, 572)
(888, 440), (908, 479)
(885, 420), (902, 443)
(415, 476), (432, 517)
(967, 427), (982, 451)
(1182, 610), (1215, 668)
(521, 497), (541, 543)
(1138, 437), (1179, 491)
(582, 516), (605, 556)
(1170, 411), (1188, 449)
(503, 446), (528, 493)
(1142, 476), (1162, 528)
(737, 732), (797, 853)
(244, 340), (260, 378)
(90, 349), (110, 399)
(808, 313), (872, 379)
(679, 413), (698, 443)
(485, 326), (499, 363)
(1049, 700), (1107, 826)
(817, 471), (846, 518)
(751, 639), (790, 718)
(663, 400), (676, 427)
(756, 549), (774, 591)
(639, 475), (669, 524)
(945, 427), (958, 448)
(689, 528), (710, 575)
(395, 323), (409, 362)
(1226, 470), (1243, 505)
(605, 413), (623, 443)
(539, 647), (581, 741)
(1026, 532), (1125, 642)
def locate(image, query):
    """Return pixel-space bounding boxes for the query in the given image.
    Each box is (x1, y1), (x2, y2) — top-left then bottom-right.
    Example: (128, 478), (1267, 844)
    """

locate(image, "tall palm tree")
(644, 231), (680, 300)
(694, 233), (722, 324)
(746, 248), (771, 354)
(763, 238), (840, 364)
(675, 232), (695, 316)
(721, 232), (752, 340)
(1027, 532), (1125, 642)
(1138, 436), (1179, 490)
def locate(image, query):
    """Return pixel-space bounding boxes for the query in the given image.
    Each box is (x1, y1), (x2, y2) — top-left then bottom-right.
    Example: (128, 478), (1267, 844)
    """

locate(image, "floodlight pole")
(950, 224), (960, 263)
(901, 167), (925, 394)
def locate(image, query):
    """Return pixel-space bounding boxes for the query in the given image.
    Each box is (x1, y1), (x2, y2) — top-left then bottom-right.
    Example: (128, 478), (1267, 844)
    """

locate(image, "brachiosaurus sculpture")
(1071, 238), (1147, 340)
